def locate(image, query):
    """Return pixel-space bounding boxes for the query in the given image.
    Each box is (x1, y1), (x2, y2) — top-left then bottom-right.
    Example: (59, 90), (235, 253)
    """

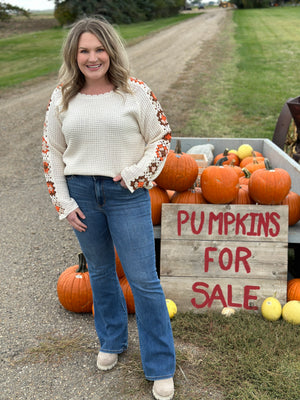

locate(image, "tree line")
(53, 0), (185, 25)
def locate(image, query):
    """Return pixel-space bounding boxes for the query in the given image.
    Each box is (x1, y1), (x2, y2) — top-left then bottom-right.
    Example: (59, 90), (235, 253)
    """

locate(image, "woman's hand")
(67, 208), (87, 232)
(113, 174), (128, 189)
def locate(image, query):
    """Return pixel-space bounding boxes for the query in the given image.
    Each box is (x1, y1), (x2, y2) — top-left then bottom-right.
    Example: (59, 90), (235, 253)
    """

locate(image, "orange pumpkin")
(224, 161), (244, 178)
(280, 191), (300, 226)
(155, 140), (198, 192)
(248, 159), (291, 205)
(214, 148), (240, 166)
(201, 157), (239, 204)
(115, 248), (125, 279)
(287, 279), (300, 301)
(239, 168), (251, 186)
(166, 190), (176, 200)
(149, 184), (170, 225)
(171, 187), (208, 204)
(244, 157), (265, 174)
(57, 253), (93, 313)
(231, 184), (254, 205)
(240, 151), (265, 168)
(119, 276), (135, 314)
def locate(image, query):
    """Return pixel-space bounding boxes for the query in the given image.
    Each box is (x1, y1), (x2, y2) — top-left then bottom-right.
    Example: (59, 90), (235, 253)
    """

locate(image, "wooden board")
(160, 204), (289, 312)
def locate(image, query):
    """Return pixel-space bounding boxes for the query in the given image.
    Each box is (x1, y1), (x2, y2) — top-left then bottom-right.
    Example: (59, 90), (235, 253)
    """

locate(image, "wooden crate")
(154, 137), (300, 243)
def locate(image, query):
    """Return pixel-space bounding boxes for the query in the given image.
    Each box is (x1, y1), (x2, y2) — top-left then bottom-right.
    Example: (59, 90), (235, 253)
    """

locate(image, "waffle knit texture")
(42, 78), (172, 219)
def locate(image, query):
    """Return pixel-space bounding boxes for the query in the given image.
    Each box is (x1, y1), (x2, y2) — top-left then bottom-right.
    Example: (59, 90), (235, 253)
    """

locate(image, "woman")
(42, 17), (176, 400)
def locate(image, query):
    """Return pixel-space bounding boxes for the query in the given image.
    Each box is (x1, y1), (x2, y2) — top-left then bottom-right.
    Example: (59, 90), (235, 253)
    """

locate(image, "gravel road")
(0, 9), (228, 400)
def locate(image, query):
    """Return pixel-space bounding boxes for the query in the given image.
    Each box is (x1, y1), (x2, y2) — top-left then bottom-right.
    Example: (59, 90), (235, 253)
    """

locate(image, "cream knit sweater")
(42, 78), (172, 219)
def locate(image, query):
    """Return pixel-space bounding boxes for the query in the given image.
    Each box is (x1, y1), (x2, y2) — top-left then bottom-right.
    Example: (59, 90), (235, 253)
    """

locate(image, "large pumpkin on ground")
(57, 253), (93, 313)
(155, 140), (198, 192)
(149, 184), (170, 225)
(201, 157), (239, 204)
(248, 159), (291, 205)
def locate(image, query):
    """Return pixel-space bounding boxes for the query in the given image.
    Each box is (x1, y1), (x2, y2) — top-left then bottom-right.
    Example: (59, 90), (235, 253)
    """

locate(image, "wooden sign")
(160, 204), (289, 312)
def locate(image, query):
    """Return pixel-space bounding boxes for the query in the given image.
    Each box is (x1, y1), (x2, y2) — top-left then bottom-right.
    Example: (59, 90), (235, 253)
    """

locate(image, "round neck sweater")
(42, 78), (172, 219)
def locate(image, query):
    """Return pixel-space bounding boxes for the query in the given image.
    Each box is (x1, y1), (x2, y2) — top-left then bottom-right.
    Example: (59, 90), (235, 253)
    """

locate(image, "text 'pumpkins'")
(155, 140), (198, 192)
(57, 253), (93, 313)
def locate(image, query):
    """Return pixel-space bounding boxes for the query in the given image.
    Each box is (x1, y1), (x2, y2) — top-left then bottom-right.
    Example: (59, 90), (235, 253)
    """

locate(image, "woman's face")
(77, 32), (110, 85)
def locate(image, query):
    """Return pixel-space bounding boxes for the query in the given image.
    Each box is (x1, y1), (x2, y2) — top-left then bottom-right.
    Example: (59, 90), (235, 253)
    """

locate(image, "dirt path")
(0, 9), (229, 399)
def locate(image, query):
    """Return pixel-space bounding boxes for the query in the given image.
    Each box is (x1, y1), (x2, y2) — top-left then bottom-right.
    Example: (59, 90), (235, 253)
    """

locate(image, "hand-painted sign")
(160, 204), (288, 312)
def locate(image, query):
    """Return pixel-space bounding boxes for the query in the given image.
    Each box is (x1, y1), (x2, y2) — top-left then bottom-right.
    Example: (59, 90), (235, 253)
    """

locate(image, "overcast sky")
(7, 0), (54, 10)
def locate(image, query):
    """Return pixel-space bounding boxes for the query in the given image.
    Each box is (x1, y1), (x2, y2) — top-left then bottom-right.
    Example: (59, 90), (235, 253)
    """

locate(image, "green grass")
(0, 29), (66, 87)
(0, 13), (199, 89)
(185, 7), (300, 140)
(172, 310), (300, 400)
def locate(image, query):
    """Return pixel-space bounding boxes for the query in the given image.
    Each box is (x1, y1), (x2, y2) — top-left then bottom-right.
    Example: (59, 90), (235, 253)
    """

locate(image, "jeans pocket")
(65, 175), (77, 182)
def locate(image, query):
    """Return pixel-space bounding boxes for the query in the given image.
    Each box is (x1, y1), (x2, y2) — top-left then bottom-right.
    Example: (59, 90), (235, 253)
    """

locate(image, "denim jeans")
(66, 175), (176, 380)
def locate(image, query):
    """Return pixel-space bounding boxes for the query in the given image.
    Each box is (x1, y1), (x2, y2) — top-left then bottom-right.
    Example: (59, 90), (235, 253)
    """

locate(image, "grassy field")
(184, 7), (300, 140)
(0, 13), (198, 88)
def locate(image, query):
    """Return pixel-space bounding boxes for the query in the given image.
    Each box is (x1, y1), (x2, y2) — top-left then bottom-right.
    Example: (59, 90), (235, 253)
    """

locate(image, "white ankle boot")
(152, 378), (174, 400)
(97, 351), (118, 371)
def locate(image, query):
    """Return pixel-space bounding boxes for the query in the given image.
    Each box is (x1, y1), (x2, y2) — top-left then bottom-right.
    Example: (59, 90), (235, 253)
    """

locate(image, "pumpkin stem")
(174, 139), (182, 154)
(264, 158), (272, 170)
(216, 156), (228, 166)
(223, 148), (229, 156)
(241, 168), (251, 179)
(76, 253), (88, 273)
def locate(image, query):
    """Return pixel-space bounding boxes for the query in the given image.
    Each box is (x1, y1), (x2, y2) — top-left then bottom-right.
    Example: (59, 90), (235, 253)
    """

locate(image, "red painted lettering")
(243, 285), (260, 310)
(208, 284), (227, 308)
(247, 213), (260, 236)
(208, 212), (223, 235)
(223, 212), (235, 235)
(235, 213), (249, 235)
(191, 282), (260, 310)
(191, 211), (205, 234)
(257, 212), (270, 237)
(177, 210), (189, 236)
(269, 212), (280, 237)
(219, 248), (233, 271)
(191, 282), (209, 308)
(227, 285), (242, 308)
(235, 247), (251, 273)
(204, 247), (217, 272)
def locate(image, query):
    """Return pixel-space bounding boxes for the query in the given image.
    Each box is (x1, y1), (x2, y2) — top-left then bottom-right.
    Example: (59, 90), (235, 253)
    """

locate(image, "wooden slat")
(160, 239), (287, 279)
(161, 276), (287, 312)
(161, 204), (289, 242)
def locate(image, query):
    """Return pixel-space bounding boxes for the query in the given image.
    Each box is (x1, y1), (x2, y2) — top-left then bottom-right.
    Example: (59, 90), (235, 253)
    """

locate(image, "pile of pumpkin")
(57, 253), (177, 318)
(149, 140), (300, 227)
(56, 251), (135, 314)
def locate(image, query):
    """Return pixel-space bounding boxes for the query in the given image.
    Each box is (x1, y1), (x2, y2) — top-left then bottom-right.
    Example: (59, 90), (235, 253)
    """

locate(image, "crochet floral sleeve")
(42, 86), (79, 219)
(121, 78), (172, 192)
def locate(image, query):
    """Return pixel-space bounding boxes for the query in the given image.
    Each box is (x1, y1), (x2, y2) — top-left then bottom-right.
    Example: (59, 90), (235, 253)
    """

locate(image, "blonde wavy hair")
(59, 17), (131, 110)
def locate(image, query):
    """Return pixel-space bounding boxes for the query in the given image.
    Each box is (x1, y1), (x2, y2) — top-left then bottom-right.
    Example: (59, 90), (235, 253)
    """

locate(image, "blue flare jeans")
(66, 175), (176, 380)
